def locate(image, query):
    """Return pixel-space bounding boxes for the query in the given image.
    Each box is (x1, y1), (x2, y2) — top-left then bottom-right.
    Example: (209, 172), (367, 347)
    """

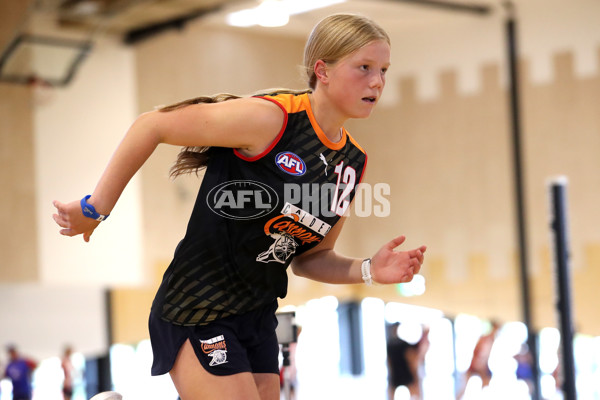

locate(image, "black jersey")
(153, 92), (368, 326)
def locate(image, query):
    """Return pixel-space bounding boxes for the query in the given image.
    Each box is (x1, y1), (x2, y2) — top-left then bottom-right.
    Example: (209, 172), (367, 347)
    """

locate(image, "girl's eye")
(360, 65), (369, 71)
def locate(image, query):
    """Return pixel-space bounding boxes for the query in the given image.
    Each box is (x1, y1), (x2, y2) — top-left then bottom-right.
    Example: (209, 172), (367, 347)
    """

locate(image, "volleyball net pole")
(548, 177), (577, 400)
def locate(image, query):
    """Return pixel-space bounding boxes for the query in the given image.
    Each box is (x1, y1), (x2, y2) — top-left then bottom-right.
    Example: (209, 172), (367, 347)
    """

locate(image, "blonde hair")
(166, 14), (389, 177)
(303, 13), (390, 89)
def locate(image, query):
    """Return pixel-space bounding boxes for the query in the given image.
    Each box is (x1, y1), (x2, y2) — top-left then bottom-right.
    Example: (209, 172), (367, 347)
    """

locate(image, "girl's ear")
(314, 59), (329, 85)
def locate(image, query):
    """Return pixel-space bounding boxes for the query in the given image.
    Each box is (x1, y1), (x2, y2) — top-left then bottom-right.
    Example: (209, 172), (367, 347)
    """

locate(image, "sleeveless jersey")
(153, 92), (368, 326)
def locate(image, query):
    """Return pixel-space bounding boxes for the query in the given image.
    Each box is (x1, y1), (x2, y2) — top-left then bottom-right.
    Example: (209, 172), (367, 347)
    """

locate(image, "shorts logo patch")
(200, 335), (228, 366)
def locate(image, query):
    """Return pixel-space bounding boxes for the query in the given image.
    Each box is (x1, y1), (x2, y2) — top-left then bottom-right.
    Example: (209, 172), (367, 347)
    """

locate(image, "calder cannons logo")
(200, 335), (228, 366)
(256, 203), (331, 264)
(206, 180), (278, 220)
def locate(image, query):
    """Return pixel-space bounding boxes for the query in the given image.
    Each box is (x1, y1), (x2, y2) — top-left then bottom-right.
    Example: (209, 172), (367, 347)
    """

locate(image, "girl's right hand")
(52, 199), (100, 242)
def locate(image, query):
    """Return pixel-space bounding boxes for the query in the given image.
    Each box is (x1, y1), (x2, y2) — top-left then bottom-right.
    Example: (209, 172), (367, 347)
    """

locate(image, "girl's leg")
(253, 373), (280, 400)
(170, 339), (263, 400)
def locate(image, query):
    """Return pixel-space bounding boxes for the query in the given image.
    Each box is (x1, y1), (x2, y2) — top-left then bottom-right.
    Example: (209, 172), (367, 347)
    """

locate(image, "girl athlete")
(53, 13), (427, 400)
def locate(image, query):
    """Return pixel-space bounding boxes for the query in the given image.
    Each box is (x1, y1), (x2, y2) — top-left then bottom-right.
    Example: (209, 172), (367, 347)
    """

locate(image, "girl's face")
(324, 39), (391, 119)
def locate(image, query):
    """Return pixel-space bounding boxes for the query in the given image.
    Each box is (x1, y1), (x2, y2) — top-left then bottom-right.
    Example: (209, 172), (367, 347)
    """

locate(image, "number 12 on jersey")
(330, 162), (357, 216)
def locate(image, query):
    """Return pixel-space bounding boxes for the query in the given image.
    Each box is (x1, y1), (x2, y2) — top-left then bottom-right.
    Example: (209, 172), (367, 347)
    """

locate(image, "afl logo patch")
(206, 180), (278, 220)
(276, 152), (306, 176)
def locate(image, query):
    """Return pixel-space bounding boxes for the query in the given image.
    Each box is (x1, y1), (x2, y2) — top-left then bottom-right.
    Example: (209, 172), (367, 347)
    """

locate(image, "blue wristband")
(80, 195), (109, 221)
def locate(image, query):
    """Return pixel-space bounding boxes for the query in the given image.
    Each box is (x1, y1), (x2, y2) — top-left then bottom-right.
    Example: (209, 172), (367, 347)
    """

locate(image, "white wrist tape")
(361, 258), (374, 286)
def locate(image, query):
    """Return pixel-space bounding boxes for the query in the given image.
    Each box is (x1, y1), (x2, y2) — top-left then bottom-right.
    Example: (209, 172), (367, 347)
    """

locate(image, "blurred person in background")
(514, 343), (534, 395)
(4, 344), (38, 400)
(387, 323), (430, 400)
(457, 320), (501, 399)
(61, 345), (77, 400)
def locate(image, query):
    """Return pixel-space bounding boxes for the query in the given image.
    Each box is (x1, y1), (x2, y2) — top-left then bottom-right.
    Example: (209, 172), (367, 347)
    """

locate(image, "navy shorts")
(149, 301), (280, 377)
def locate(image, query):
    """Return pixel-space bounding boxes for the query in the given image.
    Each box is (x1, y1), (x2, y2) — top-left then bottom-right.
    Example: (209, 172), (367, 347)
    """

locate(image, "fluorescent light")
(281, 0), (346, 15)
(257, 0), (289, 27)
(226, 9), (258, 27)
(226, 0), (346, 28)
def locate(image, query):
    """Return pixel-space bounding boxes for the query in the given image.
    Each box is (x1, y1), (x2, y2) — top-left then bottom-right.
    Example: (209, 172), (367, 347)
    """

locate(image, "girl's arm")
(291, 218), (427, 285)
(53, 97), (284, 241)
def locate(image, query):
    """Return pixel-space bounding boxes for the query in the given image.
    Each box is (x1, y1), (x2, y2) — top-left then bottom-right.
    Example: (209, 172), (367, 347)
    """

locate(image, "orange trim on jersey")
(256, 93), (348, 151)
(302, 95), (347, 151)
(233, 96), (289, 162)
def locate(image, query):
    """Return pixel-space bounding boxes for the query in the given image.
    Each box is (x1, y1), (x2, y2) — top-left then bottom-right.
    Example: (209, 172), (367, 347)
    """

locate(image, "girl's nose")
(370, 72), (385, 88)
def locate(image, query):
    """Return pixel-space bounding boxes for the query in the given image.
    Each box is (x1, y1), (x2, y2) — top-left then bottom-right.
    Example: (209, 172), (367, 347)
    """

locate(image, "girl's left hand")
(370, 235), (426, 284)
